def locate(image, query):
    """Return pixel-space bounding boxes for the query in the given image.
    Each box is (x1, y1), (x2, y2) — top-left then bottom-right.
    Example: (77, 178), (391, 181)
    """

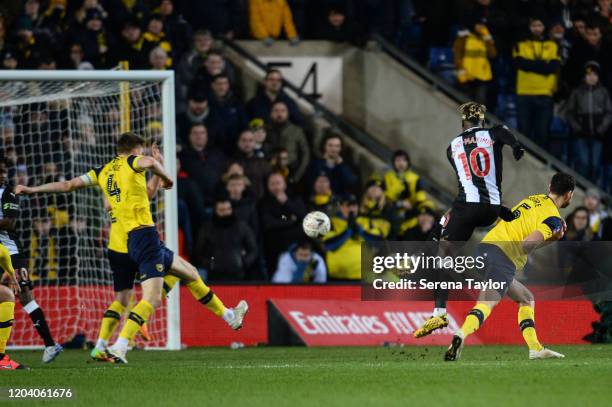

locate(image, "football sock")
(186, 279), (228, 318)
(117, 300), (153, 346)
(433, 307), (447, 317)
(460, 303), (491, 337)
(23, 300), (55, 347)
(518, 305), (543, 351)
(0, 301), (15, 355)
(163, 275), (180, 296)
(96, 300), (125, 350)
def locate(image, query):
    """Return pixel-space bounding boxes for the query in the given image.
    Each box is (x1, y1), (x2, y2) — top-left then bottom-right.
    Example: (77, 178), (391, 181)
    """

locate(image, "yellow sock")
(186, 279), (227, 318)
(518, 305), (543, 351)
(0, 301), (15, 354)
(118, 300), (153, 341)
(163, 275), (180, 296)
(460, 303), (491, 337)
(98, 301), (125, 342)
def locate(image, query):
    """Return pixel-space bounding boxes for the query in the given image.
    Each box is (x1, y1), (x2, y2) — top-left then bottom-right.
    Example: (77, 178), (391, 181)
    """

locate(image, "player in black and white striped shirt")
(414, 102), (525, 338)
(0, 159), (62, 362)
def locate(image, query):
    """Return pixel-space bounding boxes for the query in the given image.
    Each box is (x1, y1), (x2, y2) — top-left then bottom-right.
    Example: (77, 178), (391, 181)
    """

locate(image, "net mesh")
(0, 78), (169, 349)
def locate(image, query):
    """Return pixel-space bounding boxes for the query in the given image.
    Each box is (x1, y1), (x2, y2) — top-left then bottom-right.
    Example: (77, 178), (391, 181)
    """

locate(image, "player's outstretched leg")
(164, 256), (249, 330)
(445, 302), (492, 361)
(518, 304), (564, 360)
(0, 287), (27, 370)
(16, 274), (62, 363)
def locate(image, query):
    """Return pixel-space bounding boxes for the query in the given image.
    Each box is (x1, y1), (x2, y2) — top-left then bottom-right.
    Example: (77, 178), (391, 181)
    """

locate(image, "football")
(302, 211), (331, 238)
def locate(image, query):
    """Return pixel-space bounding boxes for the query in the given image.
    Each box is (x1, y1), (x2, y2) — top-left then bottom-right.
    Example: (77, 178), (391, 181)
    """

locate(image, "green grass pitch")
(2, 346), (612, 407)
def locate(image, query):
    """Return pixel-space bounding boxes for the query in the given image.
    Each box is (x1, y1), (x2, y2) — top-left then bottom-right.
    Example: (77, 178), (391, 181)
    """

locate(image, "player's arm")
(132, 155), (173, 190)
(15, 176), (88, 195)
(522, 216), (565, 254)
(0, 189), (19, 231)
(146, 143), (164, 198)
(491, 124), (524, 160)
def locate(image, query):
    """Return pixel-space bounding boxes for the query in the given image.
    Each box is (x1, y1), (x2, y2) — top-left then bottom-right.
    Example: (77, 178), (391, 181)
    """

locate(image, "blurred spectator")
(156, 0), (192, 59)
(400, 207), (437, 241)
(176, 29), (213, 111)
(184, 0), (243, 38)
(272, 240), (327, 283)
(2, 50), (18, 70)
(209, 73), (248, 150)
(178, 124), (226, 205)
(103, 0), (149, 34)
(74, 7), (110, 68)
(307, 133), (357, 196)
(383, 149), (430, 208)
(149, 46), (169, 70)
(453, 21), (496, 104)
(249, 0), (299, 44)
(267, 100), (310, 182)
(247, 69), (304, 126)
(233, 130), (271, 199)
(177, 198), (193, 257)
(191, 49), (236, 93)
(583, 187), (608, 234)
(177, 156), (207, 237)
(269, 147), (291, 183)
(316, 6), (364, 46)
(249, 118), (268, 158)
(308, 173), (337, 214)
(143, 14), (173, 67)
(226, 173), (259, 236)
(513, 17), (560, 147)
(566, 61), (612, 181)
(109, 19), (148, 69)
(564, 23), (612, 90)
(549, 19), (571, 66)
(64, 43), (93, 70)
(259, 172), (306, 272)
(176, 89), (225, 147)
(193, 196), (258, 281)
(592, 0), (612, 40)
(359, 179), (394, 237)
(322, 194), (387, 281)
(563, 206), (594, 241)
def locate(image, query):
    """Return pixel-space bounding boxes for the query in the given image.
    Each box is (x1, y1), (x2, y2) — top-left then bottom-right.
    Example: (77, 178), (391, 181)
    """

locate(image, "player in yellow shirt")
(16, 133), (248, 363)
(445, 173), (575, 361)
(0, 243), (26, 369)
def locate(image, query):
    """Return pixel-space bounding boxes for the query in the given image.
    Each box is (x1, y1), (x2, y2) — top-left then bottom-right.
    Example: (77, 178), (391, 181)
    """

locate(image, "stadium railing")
(370, 33), (611, 205)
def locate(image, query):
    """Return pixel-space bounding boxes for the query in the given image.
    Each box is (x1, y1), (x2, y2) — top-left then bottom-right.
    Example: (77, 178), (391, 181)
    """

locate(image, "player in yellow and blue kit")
(16, 133), (248, 363)
(445, 173), (575, 361)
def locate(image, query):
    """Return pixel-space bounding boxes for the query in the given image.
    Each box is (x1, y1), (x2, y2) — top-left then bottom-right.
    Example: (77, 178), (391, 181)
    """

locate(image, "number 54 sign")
(257, 57), (344, 114)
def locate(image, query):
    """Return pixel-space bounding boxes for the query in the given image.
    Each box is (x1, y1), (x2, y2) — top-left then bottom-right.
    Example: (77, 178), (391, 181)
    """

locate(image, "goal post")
(0, 70), (180, 350)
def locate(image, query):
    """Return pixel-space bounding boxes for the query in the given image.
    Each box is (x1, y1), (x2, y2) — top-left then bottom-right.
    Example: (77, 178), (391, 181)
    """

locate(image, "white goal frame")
(0, 70), (181, 350)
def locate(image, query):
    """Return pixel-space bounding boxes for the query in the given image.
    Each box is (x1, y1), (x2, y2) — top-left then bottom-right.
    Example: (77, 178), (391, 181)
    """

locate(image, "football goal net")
(0, 70), (179, 350)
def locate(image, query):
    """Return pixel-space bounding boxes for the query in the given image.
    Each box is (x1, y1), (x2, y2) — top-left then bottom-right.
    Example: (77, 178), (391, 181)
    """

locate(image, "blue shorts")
(109, 246), (173, 292)
(477, 243), (516, 297)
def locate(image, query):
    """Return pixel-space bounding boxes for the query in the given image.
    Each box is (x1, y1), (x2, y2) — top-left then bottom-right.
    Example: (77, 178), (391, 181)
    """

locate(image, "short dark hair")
(265, 69), (282, 80)
(117, 132), (145, 153)
(320, 131), (343, 153)
(211, 73), (229, 82)
(549, 173), (575, 195)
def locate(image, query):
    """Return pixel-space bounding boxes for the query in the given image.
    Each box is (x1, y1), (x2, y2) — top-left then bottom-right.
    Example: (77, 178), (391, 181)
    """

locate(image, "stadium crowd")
(0, 0), (610, 287)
